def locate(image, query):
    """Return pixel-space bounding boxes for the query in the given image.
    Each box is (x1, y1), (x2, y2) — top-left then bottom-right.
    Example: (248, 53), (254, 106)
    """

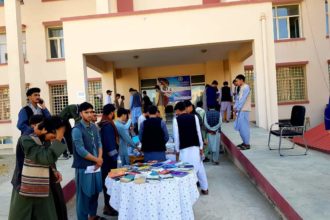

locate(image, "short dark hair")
(116, 94), (121, 98)
(196, 101), (203, 108)
(121, 95), (125, 99)
(184, 100), (193, 107)
(236, 74), (245, 81)
(103, 104), (116, 115)
(155, 85), (160, 90)
(211, 80), (218, 85)
(117, 108), (128, 117)
(29, 115), (44, 125)
(26, 87), (40, 97)
(78, 102), (93, 112)
(223, 81), (229, 86)
(232, 79), (237, 84)
(143, 91), (147, 95)
(38, 116), (65, 134)
(174, 102), (186, 111)
(129, 88), (135, 92)
(148, 105), (158, 115)
(106, 90), (112, 94)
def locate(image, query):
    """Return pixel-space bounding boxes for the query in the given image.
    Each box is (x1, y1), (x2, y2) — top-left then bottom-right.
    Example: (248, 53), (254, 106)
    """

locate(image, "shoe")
(243, 144), (251, 150)
(201, 189), (209, 195)
(203, 158), (210, 162)
(103, 206), (118, 216)
(61, 154), (71, 160)
(237, 143), (246, 150)
(213, 162), (219, 165)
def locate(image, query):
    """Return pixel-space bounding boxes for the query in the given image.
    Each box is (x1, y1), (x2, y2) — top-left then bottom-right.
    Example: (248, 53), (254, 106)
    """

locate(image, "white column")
(66, 54), (88, 104)
(96, 0), (111, 14)
(5, 0), (26, 152)
(253, 13), (278, 130)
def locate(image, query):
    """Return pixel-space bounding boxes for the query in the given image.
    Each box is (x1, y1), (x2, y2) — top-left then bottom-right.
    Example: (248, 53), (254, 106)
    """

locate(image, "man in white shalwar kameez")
(173, 102), (209, 195)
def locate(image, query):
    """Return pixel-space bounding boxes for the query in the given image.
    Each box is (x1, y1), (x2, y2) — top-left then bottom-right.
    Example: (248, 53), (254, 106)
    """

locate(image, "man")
(71, 102), (104, 220)
(139, 105), (169, 162)
(98, 104), (119, 217)
(114, 94), (121, 109)
(142, 91), (152, 111)
(232, 79), (240, 102)
(119, 96), (125, 108)
(59, 104), (80, 158)
(206, 80), (218, 110)
(155, 85), (166, 120)
(138, 107), (149, 131)
(204, 105), (222, 165)
(9, 116), (67, 220)
(129, 88), (142, 133)
(195, 101), (206, 123)
(17, 87), (51, 135)
(234, 74), (251, 150)
(105, 90), (113, 104)
(173, 102), (209, 195)
(115, 108), (137, 166)
(219, 81), (233, 123)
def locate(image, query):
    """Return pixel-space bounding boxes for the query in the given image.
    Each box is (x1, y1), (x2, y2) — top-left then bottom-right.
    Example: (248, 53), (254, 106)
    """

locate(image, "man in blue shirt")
(98, 104), (119, 217)
(17, 87), (51, 135)
(71, 102), (104, 220)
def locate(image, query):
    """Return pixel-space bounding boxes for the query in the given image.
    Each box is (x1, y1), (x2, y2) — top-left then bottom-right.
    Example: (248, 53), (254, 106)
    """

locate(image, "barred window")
(244, 69), (255, 104)
(0, 87), (10, 120)
(88, 81), (103, 114)
(50, 84), (68, 115)
(276, 66), (307, 102)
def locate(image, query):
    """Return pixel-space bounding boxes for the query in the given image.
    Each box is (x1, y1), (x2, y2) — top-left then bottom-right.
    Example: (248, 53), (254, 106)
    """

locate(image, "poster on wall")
(157, 76), (191, 103)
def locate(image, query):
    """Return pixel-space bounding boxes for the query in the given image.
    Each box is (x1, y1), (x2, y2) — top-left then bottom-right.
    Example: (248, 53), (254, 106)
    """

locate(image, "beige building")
(0, 0), (329, 152)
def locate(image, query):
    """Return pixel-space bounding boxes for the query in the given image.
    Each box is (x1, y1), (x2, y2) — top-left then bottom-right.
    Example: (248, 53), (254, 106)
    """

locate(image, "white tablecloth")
(105, 172), (199, 220)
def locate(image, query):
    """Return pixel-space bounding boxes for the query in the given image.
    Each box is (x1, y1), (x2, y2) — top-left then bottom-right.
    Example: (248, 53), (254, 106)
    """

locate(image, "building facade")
(0, 0), (329, 152)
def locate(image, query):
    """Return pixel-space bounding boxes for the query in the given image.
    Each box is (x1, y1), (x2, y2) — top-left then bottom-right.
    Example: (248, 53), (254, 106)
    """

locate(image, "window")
(244, 69), (255, 104)
(273, 5), (301, 40)
(50, 84), (68, 115)
(0, 87), (10, 120)
(326, 0), (329, 36)
(191, 75), (205, 105)
(47, 27), (64, 59)
(0, 32), (27, 64)
(88, 80), (103, 114)
(276, 66), (307, 102)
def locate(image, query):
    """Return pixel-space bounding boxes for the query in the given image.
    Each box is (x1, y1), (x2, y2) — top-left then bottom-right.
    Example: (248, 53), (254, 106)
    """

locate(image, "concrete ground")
(67, 156), (281, 220)
(221, 122), (330, 220)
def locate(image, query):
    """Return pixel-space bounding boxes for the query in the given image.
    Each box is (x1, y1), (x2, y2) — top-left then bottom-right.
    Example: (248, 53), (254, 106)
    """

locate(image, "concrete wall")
(133, 0), (202, 11)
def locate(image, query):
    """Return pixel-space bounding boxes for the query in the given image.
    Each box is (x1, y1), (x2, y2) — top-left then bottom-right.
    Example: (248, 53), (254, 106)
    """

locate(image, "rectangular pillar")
(5, 0), (26, 151)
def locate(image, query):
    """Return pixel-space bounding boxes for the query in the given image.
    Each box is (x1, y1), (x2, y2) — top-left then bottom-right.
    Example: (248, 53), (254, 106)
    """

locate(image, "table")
(105, 172), (199, 220)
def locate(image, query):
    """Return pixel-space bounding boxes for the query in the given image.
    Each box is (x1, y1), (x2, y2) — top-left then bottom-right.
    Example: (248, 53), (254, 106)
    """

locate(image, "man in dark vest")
(173, 102), (209, 195)
(139, 105), (169, 162)
(71, 102), (104, 220)
(17, 87), (51, 135)
(219, 81), (233, 123)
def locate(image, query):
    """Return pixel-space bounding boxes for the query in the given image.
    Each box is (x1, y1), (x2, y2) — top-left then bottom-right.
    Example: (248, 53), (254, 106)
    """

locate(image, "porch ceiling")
(89, 41), (251, 69)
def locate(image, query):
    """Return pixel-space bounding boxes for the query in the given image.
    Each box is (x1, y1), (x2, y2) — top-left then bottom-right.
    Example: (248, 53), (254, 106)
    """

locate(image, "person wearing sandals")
(233, 74), (251, 150)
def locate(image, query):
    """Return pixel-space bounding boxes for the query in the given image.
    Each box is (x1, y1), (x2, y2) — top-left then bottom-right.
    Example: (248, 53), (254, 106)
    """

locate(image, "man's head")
(78, 102), (94, 123)
(196, 101), (203, 108)
(156, 110), (161, 118)
(106, 90), (112, 96)
(235, 74), (245, 86)
(103, 104), (116, 120)
(155, 85), (160, 92)
(211, 80), (218, 87)
(115, 94), (121, 99)
(121, 95), (125, 100)
(148, 105), (158, 117)
(223, 81), (229, 86)
(129, 88), (136, 95)
(233, 79), (238, 86)
(117, 108), (128, 121)
(174, 102), (186, 116)
(29, 115), (44, 128)
(26, 87), (41, 105)
(143, 91), (147, 96)
(37, 116), (65, 141)
(184, 100), (193, 114)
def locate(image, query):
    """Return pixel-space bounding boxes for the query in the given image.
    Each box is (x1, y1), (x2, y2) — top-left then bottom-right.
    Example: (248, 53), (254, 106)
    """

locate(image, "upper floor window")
(273, 5), (301, 40)
(47, 27), (64, 59)
(0, 32), (27, 64)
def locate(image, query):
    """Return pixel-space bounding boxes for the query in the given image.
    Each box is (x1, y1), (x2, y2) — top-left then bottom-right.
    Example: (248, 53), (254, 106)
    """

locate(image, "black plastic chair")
(268, 105), (308, 156)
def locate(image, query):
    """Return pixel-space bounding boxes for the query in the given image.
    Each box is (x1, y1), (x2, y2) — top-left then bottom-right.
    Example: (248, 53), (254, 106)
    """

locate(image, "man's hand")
(55, 127), (65, 141)
(95, 157), (103, 167)
(200, 149), (204, 157)
(54, 171), (63, 183)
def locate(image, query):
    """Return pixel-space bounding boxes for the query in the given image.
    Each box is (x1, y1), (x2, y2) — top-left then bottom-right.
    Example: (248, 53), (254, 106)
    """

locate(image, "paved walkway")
(67, 157), (280, 220)
(221, 122), (330, 220)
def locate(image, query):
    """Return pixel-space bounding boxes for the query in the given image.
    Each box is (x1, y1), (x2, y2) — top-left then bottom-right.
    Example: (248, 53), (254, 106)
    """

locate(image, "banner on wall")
(157, 76), (191, 102)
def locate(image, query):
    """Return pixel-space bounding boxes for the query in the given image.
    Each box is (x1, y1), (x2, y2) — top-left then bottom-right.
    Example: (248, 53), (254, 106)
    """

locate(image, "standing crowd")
(8, 74), (251, 220)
